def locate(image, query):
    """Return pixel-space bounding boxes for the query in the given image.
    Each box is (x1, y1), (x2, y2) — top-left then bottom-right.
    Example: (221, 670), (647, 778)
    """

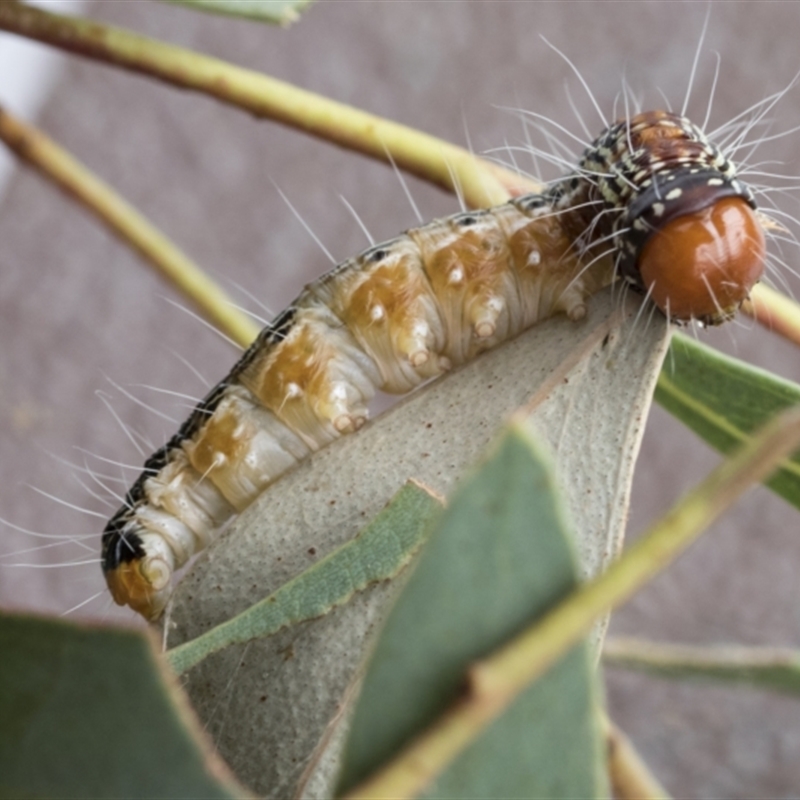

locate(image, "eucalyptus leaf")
(337, 424), (608, 798)
(163, 287), (670, 797)
(167, 480), (442, 675)
(0, 613), (249, 800)
(657, 333), (800, 509)
(160, 0), (313, 25)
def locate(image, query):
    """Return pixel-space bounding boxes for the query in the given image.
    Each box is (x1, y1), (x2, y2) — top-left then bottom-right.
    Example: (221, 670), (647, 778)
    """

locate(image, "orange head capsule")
(580, 112), (767, 326)
(637, 196), (765, 325)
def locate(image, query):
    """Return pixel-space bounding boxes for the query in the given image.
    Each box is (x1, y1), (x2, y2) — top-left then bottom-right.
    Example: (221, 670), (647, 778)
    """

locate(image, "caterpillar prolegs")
(102, 110), (766, 620)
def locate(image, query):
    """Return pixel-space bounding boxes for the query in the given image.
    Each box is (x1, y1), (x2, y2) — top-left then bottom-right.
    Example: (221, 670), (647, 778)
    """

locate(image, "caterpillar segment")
(102, 110), (767, 620)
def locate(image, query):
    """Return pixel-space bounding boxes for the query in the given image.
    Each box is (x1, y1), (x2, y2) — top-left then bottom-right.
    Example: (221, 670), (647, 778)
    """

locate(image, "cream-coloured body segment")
(103, 196), (616, 618)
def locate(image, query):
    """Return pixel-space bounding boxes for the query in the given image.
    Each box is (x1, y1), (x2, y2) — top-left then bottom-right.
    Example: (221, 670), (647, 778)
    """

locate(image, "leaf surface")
(337, 424), (608, 798)
(657, 333), (800, 509)
(167, 481), (442, 675)
(0, 613), (249, 800)
(164, 286), (670, 797)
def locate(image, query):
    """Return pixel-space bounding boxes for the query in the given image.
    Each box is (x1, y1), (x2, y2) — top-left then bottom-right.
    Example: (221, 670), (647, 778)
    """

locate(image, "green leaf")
(160, 0), (313, 25)
(657, 333), (800, 509)
(605, 637), (800, 697)
(167, 480), (443, 675)
(0, 613), (250, 800)
(163, 287), (668, 797)
(337, 424), (608, 798)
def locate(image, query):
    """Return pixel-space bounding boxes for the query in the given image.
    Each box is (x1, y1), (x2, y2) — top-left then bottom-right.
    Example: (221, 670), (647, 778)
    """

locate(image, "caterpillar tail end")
(102, 525), (174, 621)
(105, 556), (172, 621)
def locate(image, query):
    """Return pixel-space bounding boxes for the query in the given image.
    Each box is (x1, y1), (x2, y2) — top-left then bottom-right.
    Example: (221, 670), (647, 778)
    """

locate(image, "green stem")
(604, 637), (800, 696)
(603, 714), (671, 800)
(744, 284), (800, 348)
(2, 2), (798, 345)
(341, 406), (800, 800)
(0, 0), (524, 208)
(0, 106), (259, 348)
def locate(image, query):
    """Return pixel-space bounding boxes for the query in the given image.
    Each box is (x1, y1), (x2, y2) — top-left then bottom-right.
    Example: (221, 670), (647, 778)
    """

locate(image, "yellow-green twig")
(3, 2), (799, 348)
(604, 637), (800, 696)
(4, 1), (800, 359)
(603, 714), (671, 800)
(0, 0), (521, 209)
(341, 406), (800, 800)
(0, 106), (259, 348)
(743, 284), (800, 348)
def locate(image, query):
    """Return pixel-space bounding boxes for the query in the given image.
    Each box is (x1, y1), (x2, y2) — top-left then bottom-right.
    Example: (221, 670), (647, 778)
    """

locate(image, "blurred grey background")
(1, 1), (799, 796)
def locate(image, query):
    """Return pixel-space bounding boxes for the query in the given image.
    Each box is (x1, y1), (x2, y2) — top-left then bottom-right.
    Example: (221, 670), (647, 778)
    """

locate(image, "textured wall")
(0, 1), (798, 796)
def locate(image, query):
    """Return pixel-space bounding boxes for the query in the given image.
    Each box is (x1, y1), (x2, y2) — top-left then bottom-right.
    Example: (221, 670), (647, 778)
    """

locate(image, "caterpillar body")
(102, 110), (766, 620)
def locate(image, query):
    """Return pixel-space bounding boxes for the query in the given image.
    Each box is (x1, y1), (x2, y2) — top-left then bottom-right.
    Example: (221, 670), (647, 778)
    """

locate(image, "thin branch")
(0, 106), (259, 349)
(341, 406), (800, 800)
(603, 714), (671, 800)
(604, 637), (800, 696)
(0, 0), (524, 208)
(743, 284), (800, 348)
(2, 3), (798, 348)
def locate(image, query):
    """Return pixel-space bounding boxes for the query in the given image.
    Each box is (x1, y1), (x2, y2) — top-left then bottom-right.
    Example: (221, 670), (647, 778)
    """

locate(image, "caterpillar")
(101, 109), (766, 620)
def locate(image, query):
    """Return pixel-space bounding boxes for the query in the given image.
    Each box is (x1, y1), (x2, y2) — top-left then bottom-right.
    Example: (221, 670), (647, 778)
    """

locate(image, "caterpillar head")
(588, 111), (767, 325)
(636, 194), (765, 325)
(621, 160), (766, 325)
